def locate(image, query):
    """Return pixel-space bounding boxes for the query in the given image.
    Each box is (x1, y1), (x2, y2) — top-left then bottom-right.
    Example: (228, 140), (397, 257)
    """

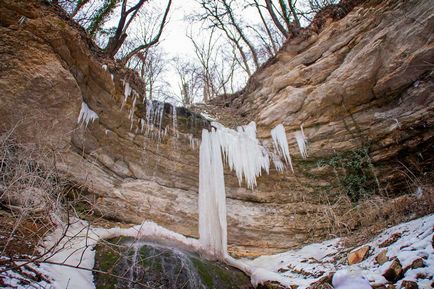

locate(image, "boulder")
(348, 245), (370, 265)
(382, 259), (403, 283)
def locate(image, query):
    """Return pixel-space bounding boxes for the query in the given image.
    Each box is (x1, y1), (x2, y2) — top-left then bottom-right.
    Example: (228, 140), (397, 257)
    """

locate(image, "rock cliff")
(0, 0), (432, 257)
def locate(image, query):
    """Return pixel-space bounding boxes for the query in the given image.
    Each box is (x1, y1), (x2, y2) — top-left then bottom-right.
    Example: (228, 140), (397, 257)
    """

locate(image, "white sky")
(163, 0), (199, 60)
(158, 0), (262, 104)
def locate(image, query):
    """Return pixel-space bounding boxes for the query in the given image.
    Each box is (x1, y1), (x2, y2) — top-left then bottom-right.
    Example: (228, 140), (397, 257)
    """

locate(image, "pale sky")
(79, 0), (313, 105)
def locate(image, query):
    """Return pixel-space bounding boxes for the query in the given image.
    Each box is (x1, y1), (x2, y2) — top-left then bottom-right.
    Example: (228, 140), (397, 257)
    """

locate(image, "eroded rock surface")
(0, 0), (432, 257)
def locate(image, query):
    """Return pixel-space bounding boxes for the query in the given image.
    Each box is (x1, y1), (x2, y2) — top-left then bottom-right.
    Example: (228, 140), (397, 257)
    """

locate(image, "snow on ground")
(243, 214), (434, 288)
(13, 217), (201, 289)
(2, 214), (432, 288)
(0, 256), (51, 288)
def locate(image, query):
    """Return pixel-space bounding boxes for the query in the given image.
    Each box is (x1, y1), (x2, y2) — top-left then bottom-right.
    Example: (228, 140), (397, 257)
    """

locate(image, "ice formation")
(121, 81), (132, 110)
(271, 124), (294, 172)
(77, 102), (98, 127)
(188, 134), (200, 150)
(172, 105), (178, 137)
(143, 100), (166, 139)
(295, 125), (308, 159)
(145, 99), (154, 133)
(38, 217), (201, 289)
(212, 122), (270, 189)
(199, 128), (227, 257)
(129, 93), (137, 130)
(271, 153), (285, 172)
(199, 121), (281, 257)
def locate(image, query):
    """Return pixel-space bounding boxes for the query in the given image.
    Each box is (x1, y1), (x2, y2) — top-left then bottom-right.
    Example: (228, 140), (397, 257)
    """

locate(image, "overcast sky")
(75, 0), (314, 105)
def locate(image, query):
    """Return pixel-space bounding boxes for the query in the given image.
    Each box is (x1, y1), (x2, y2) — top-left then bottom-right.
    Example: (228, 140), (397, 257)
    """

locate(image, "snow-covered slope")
(244, 214), (434, 288)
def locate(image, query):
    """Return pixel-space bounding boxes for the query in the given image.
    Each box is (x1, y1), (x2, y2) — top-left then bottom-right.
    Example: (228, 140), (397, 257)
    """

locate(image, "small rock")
(379, 232), (401, 248)
(401, 280), (418, 289)
(403, 258), (424, 272)
(372, 285), (387, 289)
(375, 249), (388, 265)
(308, 272), (333, 289)
(348, 245), (370, 265)
(382, 259), (403, 282)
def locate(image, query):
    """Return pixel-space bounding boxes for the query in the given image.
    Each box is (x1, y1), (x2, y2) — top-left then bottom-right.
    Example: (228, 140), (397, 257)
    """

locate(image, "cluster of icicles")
(76, 67), (312, 261)
(77, 74), (201, 149)
(199, 121), (308, 257)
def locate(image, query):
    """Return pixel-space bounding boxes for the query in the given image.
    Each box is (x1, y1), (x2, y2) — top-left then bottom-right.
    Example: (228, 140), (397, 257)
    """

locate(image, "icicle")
(172, 105), (178, 138)
(121, 82), (132, 110)
(198, 121), (295, 257)
(295, 129), (308, 159)
(271, 153), (285, 172)
(77, 102), (98, 127)
(140, 118), (145, 133)
(212, 122), (270, 189)
(271, 124), (294, 173)
(156, 102), (165, 141)
(128, 95), (137, 131)
(145, 100), (154, 135)
(188, 134), (195, 150)
(199, 128), (227, 257)
(18, 16), (27, 26)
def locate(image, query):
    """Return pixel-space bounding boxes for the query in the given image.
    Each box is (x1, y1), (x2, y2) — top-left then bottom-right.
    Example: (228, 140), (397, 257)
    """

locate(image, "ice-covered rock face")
(0, 0), (432, 257)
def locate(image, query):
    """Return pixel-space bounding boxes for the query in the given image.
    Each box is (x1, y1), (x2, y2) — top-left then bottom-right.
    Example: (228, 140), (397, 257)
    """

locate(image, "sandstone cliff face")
(0, 0), (432, 257)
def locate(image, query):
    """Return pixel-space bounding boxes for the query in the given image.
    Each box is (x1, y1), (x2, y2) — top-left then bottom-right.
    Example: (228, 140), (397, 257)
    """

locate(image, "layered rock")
(0, 0), (432, 257)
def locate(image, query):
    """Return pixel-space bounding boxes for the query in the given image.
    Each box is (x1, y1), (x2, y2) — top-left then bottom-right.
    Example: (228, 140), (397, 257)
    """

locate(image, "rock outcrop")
(0, 0), (433, 257)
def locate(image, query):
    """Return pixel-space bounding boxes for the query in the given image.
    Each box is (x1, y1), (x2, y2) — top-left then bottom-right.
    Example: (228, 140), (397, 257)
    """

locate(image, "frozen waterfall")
(198, 121), (287, 257)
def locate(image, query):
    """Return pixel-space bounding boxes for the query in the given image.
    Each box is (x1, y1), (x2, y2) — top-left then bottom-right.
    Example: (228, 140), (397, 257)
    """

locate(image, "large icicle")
(199, 121), (272, 257)
(271, 124), (294, 173)
(77, 102), (98, 127)
(199, 128), (227, 257)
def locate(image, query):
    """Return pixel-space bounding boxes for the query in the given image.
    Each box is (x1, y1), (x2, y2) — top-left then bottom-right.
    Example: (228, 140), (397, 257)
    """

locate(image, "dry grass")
(311, 183), (434, 249)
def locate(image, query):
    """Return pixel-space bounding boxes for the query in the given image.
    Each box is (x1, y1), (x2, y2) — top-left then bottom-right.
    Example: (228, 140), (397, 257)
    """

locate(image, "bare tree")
(104, 0), (172, 60)
(250, 0), (280, 55)
(118, 0), (172, 63)
(59, 0), (172, 61)
(172, 57), (203, 106)
(196, 0), (257, 77)
(263, 0), (301, 37)
(187, 28), (218, 102)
